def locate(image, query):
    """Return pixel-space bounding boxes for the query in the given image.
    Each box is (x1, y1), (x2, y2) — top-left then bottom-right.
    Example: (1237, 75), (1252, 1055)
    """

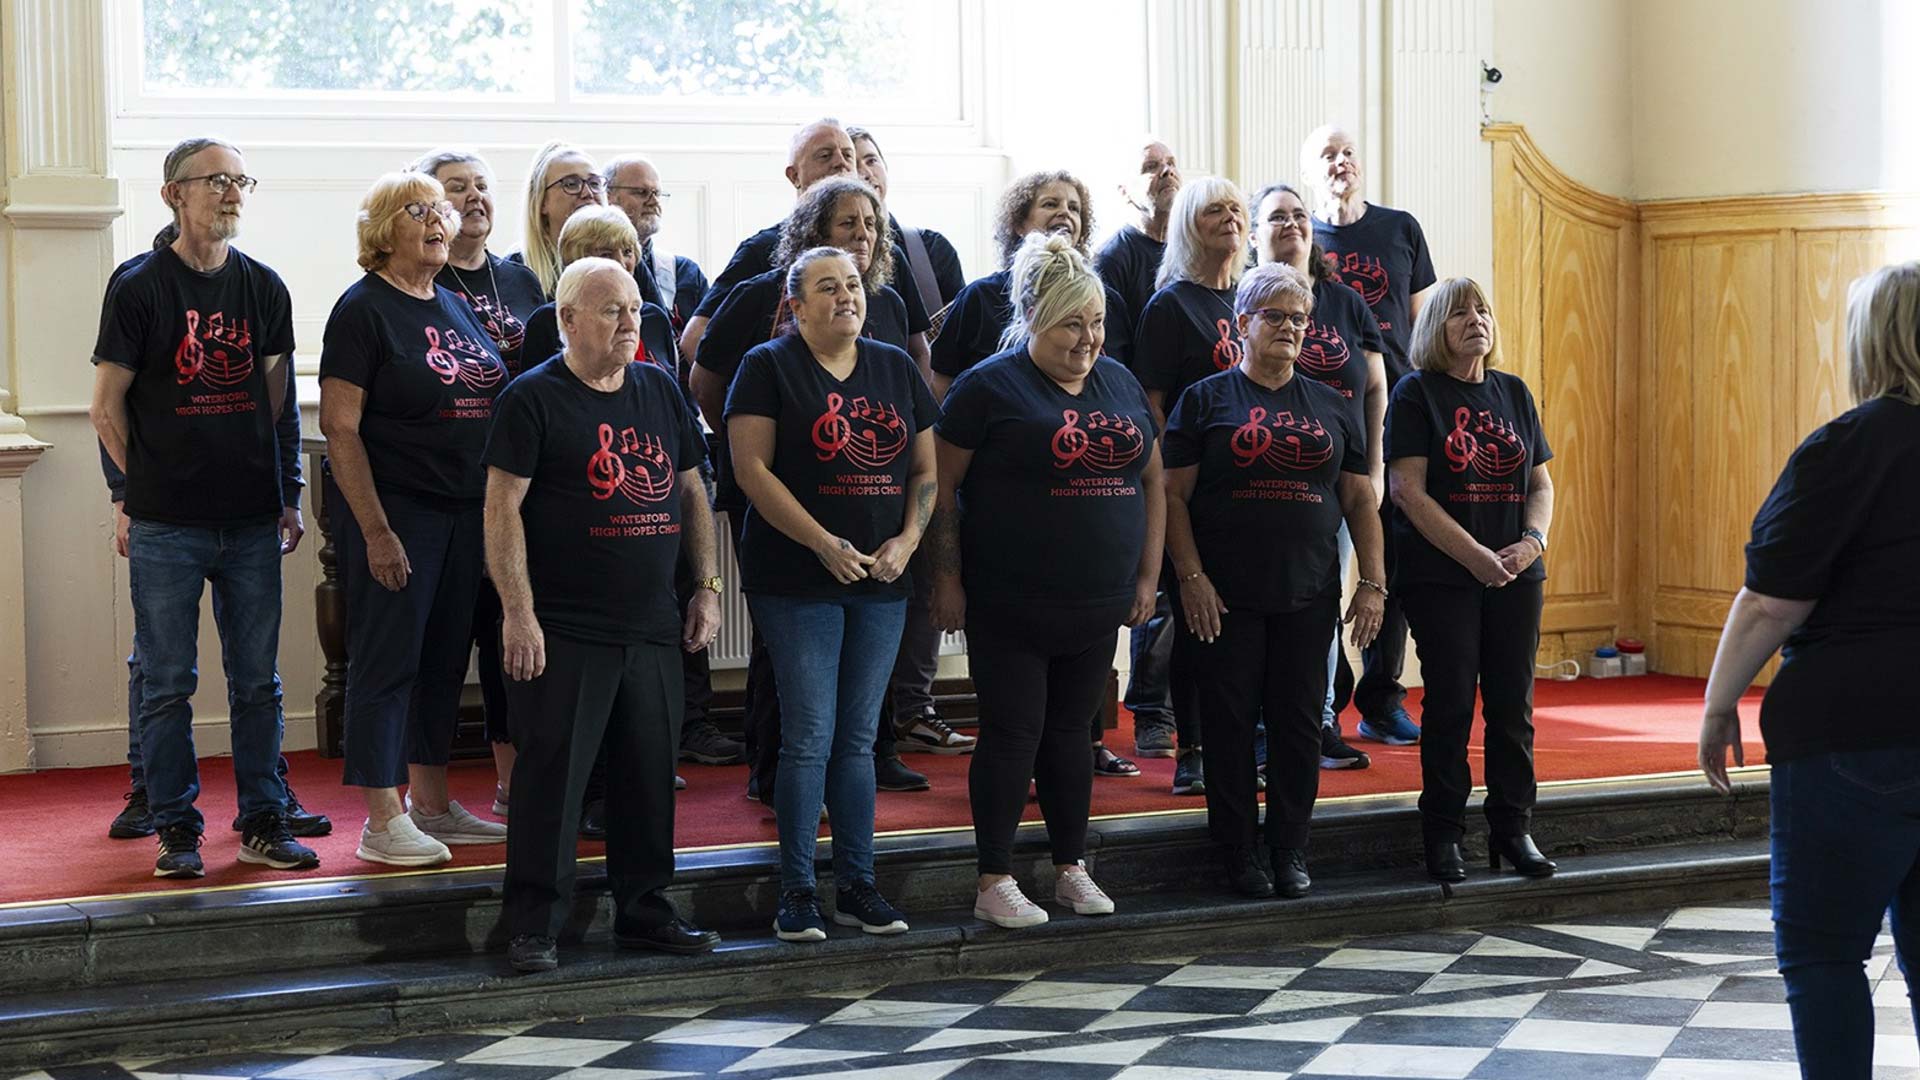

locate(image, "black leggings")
(967, 602), (1128, 875)
(1197, 588), (1338, 851)
(1401, 580), (1544, 843)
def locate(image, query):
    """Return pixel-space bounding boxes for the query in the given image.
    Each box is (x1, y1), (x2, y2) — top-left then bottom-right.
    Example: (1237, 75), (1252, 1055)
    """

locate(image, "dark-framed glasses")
(607, 185), (669, 202)
(400, 200), (459, 223)
(175, 172), (258, 195)
(545, 173), (606, 196)
(1251, 308), (1311, 330)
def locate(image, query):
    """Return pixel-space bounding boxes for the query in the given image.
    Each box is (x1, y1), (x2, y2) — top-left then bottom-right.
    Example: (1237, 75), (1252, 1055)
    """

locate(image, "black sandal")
(1093, 744), (1142, 777)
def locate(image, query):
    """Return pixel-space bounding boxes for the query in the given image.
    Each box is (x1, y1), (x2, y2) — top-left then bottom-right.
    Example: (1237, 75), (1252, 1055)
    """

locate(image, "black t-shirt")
(693, 221), (932, 336)
(1312, 204), (1436, 387)
(1164, 369), (1365, 613)
(698, 269), (913, 513)
(483, 357), (705, 646)
(930, 269), (1134, 380)
(636, 242), (709, 336)
(319, 274), (506, 504)
(435, 254), (546, 377)
(724, 335), (937, 600)
(1095, 224), (1166, 336)
(1746, 398), (1920, 762)
(1385, 370), (1552, 590)
(522, 300), (680, 385)
(1133, 280), (1242, 408)
(1297, 276), (1387, 439)
(937, 349), (1156, 610)
(890, 217), (968, 310)
(92, 245), (296, 527)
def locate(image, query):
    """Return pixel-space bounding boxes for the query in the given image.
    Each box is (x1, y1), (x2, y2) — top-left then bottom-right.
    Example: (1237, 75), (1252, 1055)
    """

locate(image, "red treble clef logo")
(1230, 407), (1274, 467)
(424, 326), (460, 384)
(1212, 318), (1245, 371)
(812, 392), (852, 461)
(588, 423), (625, 500)
(1443, 406), (1477, 473)
(1052, 409), (1091, 468)
(174, 310), (206, 384)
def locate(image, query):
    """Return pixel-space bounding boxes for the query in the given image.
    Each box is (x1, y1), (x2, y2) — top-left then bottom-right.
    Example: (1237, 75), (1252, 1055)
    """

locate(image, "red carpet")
(0, 675), (1759, 907)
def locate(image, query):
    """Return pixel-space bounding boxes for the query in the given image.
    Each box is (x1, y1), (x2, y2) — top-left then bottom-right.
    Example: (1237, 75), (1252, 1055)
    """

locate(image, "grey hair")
(411, 147), (490, 181)
(157, 136), (242, 247)
(845, 125), (884, 160)
(1155, 175), (1248, 292)
(1001, 231), (1104, 351)
(1235, 262), (1315, 317)
(554, 256), (634, 347)
(788, 117), (847, 168)
(600, 153), (655, 184)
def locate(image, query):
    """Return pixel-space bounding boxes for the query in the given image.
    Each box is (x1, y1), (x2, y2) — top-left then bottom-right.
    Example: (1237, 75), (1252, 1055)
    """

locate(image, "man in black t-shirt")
(484, 259), (722, 973)
(1095, 138), (1180, 332)
(1301, 123), (1439, 747)
(88, 137), (319, 879)
(603, 154), (709, 341)
(848, 126), (967, 322)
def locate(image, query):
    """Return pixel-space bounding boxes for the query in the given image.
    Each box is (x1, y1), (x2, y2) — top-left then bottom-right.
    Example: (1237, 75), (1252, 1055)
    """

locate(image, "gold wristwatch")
(697, 576), (724, 595)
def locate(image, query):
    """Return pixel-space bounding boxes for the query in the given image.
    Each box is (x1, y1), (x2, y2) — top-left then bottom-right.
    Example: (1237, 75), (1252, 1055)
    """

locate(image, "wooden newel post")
(306, 437), (348, 758)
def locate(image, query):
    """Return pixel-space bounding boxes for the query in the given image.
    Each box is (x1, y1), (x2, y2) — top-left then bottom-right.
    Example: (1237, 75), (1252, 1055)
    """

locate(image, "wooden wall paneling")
(1795, 229), (1879, 436)
(1690, 235), (1776, 598)
(1538, 211), (1616, 603)
(1650, 238), (1694, 646)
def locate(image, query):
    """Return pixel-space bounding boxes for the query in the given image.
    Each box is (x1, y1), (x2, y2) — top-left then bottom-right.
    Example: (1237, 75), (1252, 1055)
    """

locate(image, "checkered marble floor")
(16, 898), (1918, 1080)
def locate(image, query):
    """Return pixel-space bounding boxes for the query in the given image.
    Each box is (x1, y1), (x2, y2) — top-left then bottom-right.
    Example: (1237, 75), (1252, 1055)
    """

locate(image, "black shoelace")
(157, 825), (201, 852)
(245, 811), (294, 845)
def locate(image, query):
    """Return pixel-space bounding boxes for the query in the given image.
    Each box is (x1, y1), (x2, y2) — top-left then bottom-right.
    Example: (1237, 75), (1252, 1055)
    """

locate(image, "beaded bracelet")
(1357, 578), (1388, 598)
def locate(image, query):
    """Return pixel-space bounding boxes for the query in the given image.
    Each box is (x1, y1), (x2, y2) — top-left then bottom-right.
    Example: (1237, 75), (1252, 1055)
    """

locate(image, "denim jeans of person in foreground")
(1123, 591), (1174, 729)
(749, 592), (908, 893)
(128, 519), (289, 833)
(1770, 749), (1920, 1079)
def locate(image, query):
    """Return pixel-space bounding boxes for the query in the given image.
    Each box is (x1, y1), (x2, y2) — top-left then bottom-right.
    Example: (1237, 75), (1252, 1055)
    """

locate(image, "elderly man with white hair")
(484, 258), (722, 973)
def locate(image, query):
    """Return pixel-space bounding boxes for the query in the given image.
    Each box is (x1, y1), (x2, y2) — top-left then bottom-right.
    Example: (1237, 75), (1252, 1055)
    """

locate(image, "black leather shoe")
(230, 784), (332, 838)
(875, 754), (931, 792)
(616, 917), (721, 955)
(579, 798), (607, 840)
(1223, 847), (1275, 898)
(1425, 840), (1467, 883)
(1489, 833), (1557, 877)
(508, 934), (557, 973)
(1268, 847), (1311, 899)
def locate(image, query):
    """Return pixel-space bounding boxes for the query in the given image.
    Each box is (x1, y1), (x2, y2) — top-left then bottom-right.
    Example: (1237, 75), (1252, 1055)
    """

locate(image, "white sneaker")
(410, 799), (508, 845)
(491, 784), (509, 818)
(973, 877), (1049, 929)
(1054, 862), (1115, 915)
(356, 814), (452, 866)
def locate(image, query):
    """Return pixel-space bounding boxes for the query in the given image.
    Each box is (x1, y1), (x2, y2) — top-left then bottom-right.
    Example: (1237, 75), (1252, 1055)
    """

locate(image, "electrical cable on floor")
(1537, 658), (1581, 681)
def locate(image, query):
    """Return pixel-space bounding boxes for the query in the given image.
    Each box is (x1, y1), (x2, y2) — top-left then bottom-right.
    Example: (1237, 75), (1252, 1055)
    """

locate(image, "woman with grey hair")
(1130, 175), (1251, 797)
(415, 149), (546, 378)
(930, 231), (1164, 929)
(1162, 262), (1385, 898)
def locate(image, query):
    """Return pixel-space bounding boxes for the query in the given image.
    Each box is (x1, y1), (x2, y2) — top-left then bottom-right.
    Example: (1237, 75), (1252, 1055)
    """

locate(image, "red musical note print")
(1230, 406), (1274, 467)
(173, 309), (257, 388)
(1443, 406), (1527, 478)
(1052, 409), (1144, 472)
(1297, 322), (1349, 376)
(1233, 407), (1334, 471)
(588, 423), (625, 500)
(423, 325), (505, 391)
(1211, 319), (1246, 371)
(812, 391), (852, 461)
(810, 392), (909, 468)
(586, 422), (676, 505)
(174, 310), (206, 384)
(1330, 253), (1389, 306)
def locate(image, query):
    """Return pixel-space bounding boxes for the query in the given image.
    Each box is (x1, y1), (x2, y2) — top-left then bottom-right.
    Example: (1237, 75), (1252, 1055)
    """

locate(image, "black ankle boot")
(1223, 846), (1275, 898)
(1268, 847), (1311, 899)
(1488, 833), (1557, 877)
(1425, 840), (1467, 883)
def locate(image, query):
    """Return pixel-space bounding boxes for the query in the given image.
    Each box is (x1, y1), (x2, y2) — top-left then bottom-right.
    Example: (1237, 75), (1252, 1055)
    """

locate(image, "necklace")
(445, 253), (501, 319)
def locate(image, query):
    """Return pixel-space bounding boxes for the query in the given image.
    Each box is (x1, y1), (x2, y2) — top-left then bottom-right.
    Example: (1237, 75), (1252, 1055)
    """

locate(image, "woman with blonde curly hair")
(931, 170), (1133, 400)
(320, 171), (510, 867)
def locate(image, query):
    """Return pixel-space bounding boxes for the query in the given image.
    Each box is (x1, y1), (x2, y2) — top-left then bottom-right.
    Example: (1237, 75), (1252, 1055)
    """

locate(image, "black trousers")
(1163, 569), (1205, 749)
(1197, 589), (1338, 851)
(580, 551), (711, 807)
(1401, 579), (1544, 843)
(1355, 501), (1410, 719)
(968, 602), (1128, 875)
(503, 633), (683, 940)
(471, 578), (510, 744)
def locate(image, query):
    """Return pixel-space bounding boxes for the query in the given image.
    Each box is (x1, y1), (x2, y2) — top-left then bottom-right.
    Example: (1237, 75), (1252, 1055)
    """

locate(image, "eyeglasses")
(399, 201), (459, 223)
(606, 185), (669, 202)
(174, 173), (258, 195)
(545, 173), (606, 196)
(1250, 308), (1311, 330)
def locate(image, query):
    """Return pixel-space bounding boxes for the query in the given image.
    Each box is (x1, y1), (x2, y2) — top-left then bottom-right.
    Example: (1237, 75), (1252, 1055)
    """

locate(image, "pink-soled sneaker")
(973, 877), (1049, 929)
(1053, 862), (1115, 915)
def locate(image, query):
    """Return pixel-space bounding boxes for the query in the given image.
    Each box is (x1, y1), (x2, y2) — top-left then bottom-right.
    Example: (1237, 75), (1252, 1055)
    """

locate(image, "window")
(127, 0), (966, 121)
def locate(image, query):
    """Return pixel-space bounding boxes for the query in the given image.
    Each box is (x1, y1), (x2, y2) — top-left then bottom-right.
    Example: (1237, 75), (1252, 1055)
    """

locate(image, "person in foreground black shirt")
(930, 232), (1164, 931)
(1095, 137), (1180, 330)
(484, 259), (722, 974)
(725, 247), (937, 944)
(1385, 277), (1555, 887)
(1698, 261), (1920, 1078)
(1163, 262), (1384, 901)
(88, 136), (318, 879)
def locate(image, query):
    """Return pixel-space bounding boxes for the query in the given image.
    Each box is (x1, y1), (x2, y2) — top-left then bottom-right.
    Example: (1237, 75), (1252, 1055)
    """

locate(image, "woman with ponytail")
(929, 232), (1165, 929)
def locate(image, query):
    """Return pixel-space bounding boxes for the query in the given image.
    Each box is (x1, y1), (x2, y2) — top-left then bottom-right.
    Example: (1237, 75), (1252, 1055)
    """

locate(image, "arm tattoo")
(926, 505), (961, 576)
(911, 478), (935, 533)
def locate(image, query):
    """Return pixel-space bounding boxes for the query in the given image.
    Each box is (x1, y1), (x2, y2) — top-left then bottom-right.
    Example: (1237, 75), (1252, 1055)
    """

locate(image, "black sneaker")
(774, 888), (828, 943)
(508, 934), (558, 973)
(875, 754), (930, 792)
(833, 880), (909, 935)
(110, 789), (154, 839)
(579, 798), (607, 840)
(679, 719), (747, 765)
(1133, 718), (1177, 758)
(1222, 846), (1274, 898)
(231, 784), (332, 838)
(1319, 725), (1371, 770)
(238, 811), (321, 871)
(154, 824), (204, 879)
(1172, 748), (1206, 795)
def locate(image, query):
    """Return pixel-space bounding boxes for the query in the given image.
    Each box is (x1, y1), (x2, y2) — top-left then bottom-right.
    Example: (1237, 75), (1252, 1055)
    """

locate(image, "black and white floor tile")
(15, 899), (1917, 1080)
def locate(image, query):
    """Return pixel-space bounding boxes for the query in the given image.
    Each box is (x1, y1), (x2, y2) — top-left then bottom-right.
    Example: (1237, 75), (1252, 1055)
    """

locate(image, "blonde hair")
(521, 141), (598, 296)
(1002, 232), (1105, 350)
(1408, 277), (1504, 374)
(557, 205), (639, 267)
(355, 171), (446, 273)
(1845, 261), (1920, 405)
(1156, 175), (1248, 291)
(1235, 262), (1315, 318)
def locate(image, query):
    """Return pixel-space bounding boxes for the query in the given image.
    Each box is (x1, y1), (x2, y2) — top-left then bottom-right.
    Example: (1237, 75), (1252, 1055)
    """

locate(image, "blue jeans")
(749, 592), (907, 892)
(1124, 591), (1174, 726)
(128, 520), (288, 832)
(1771, 750), (1920, 1079)
(1322, 521), (1355, 728)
